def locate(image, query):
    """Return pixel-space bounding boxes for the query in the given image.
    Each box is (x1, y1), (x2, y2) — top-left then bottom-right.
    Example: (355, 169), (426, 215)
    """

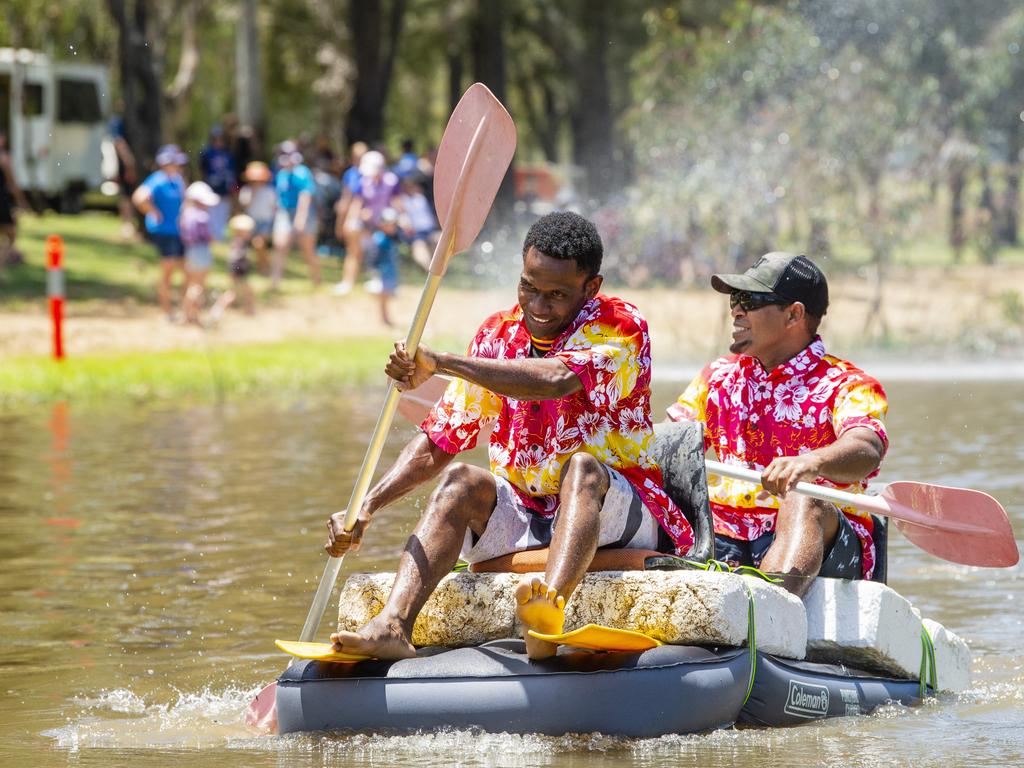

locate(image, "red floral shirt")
(666, 337), (887, 578)
(422, 294), (693, 554)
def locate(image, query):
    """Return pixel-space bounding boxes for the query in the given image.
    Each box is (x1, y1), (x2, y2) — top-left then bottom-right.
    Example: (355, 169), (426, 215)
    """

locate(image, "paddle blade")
(529, 623), (663, 652)
(884, 481), (1020, 567)
(274, 639), (372, 663)
(433, 83), (517, 258)
(397, 374), (454, 426)
(244, 681), (277, 734)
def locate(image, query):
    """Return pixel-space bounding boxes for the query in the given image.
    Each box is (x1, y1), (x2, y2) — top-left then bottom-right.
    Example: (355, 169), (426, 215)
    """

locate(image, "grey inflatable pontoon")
(275, 422), (922, 736)
(277, 641), (752, 736)
(275, 640), (926, 736)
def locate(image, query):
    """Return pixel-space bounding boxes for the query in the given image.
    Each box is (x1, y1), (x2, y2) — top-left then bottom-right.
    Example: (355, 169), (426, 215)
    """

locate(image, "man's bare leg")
(331, 463), (496, 659)
(516, 453), (609, 659)
(158, 259), (181, 317)
(758, 495), (840, 598)
(299, 233), (321, 286)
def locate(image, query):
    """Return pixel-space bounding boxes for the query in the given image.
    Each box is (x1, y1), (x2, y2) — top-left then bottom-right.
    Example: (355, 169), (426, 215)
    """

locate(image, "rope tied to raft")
(741, 579), (757, 706)
(919, 626), (937, 698)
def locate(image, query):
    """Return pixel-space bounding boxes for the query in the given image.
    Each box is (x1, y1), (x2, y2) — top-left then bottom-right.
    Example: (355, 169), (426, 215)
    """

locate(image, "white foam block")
(338, 570), (807, 658)
(922, 618), (972, 693)
(803, 579), (923, 678)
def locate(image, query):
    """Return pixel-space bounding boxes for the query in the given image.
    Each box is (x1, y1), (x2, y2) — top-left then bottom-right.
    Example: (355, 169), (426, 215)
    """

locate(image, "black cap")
(711, 252), (829, 316)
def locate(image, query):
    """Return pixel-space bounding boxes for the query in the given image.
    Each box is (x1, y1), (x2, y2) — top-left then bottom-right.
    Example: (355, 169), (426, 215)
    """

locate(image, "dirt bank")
(2, 265), (1023, 363)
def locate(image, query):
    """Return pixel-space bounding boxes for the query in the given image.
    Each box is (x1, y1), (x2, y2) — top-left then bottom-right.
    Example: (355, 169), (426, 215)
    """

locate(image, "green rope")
(741, 580), (758, 706)
(731, 564), (784, 584)
(919, 626), (937, 698)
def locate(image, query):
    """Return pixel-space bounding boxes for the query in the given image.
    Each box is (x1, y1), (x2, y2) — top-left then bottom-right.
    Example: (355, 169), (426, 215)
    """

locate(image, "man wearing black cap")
(666, 252), (889, 595)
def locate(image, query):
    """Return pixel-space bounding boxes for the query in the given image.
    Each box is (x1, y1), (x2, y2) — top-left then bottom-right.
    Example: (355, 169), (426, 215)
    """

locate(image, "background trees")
(1, 0), (1022, 281)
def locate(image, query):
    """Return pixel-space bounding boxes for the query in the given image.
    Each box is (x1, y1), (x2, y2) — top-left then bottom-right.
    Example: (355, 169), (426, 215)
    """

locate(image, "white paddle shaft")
(705, 459), (889, 515)
(298, 99), (494, 644)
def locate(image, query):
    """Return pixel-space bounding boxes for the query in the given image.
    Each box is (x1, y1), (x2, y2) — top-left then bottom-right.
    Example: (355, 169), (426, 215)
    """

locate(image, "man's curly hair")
(522, 211), (603, 278)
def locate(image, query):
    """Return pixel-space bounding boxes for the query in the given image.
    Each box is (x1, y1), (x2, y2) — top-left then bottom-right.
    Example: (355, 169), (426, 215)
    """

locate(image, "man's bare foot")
(515, 577), (566, 660)
(329, 616), (416, 660)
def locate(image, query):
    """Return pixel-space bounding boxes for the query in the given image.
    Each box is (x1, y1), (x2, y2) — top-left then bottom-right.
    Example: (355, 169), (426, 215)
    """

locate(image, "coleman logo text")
(784, 680), (830, 718)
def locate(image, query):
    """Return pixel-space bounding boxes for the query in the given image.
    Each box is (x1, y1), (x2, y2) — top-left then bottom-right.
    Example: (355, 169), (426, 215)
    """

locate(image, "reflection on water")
(0, 380), (1020, 767)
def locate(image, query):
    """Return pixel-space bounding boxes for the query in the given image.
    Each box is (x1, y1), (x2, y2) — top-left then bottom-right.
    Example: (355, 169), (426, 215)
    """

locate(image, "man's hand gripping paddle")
(395, 376), (1020, 568)
(245, 84), (516, 733)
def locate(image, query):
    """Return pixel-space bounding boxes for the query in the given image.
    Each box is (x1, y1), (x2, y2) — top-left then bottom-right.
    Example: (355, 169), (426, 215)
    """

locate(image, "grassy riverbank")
(3, 213), (1024, 406)
(0, 337), (396, 406)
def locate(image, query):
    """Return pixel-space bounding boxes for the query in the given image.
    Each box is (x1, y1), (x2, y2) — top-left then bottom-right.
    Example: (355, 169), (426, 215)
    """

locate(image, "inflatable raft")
(276, 641), (927, 736)
(274, 422), (938, 736)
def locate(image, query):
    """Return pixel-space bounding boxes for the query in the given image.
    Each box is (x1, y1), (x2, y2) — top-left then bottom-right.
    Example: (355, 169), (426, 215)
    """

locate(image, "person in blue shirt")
(199, 126), (236, 240)
(271, 141), (321, 290)
(132, 144), (188, 320)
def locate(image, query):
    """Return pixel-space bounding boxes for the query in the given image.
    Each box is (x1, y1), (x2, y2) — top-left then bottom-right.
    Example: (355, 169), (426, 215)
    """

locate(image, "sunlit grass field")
(0, 211), (349, 309)
(0, 337), (395, 407)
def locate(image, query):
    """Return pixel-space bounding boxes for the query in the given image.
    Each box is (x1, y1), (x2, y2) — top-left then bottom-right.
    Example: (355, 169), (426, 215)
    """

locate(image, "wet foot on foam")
(515, 577), (566, 660)
(330, 616), (416, 660)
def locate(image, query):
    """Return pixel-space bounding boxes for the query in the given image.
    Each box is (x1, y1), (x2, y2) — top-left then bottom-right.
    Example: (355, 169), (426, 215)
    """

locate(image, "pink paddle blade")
(396, 374), (453, 427)
(884, 481), (1020, 567)
(433, 83), (517, 257)
(244, 681), (278, 734)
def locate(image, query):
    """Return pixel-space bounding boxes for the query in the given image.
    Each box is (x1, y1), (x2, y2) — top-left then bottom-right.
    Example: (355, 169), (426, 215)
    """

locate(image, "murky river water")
(0, 376), (1021, 767)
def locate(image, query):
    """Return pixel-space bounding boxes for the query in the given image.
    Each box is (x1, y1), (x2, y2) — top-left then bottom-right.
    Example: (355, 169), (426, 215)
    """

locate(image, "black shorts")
(230, 255), (252, 278)
(0, 197), (14, 226)
(714, 509), (862, 580)
(149, 233), (184, 259)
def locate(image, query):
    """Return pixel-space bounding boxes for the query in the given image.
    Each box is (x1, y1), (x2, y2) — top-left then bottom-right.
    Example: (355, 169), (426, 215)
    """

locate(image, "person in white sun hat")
(179, 180), (221, 324)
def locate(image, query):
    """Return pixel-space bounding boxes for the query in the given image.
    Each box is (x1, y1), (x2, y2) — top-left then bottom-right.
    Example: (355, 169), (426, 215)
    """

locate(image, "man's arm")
(131, 183), (156, 219)
(386, 342), (582, 401)
(325, 432), (454, 556)
(760, 426), (885, 496)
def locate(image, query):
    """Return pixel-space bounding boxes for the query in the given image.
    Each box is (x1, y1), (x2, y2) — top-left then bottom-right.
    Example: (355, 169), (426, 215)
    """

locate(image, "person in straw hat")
(238, 160), (276, 275)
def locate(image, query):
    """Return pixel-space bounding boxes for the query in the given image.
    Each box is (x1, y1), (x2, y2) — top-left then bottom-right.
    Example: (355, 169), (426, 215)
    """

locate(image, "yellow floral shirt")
(423, 294), (693, 553)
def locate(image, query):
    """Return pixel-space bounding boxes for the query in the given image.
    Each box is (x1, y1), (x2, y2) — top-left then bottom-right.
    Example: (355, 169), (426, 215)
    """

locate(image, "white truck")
(0, 48), (110, 212)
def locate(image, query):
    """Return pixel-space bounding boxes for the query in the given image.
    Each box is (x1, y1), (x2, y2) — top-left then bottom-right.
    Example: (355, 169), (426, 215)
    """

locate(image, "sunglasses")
(729, 290), (793, 312)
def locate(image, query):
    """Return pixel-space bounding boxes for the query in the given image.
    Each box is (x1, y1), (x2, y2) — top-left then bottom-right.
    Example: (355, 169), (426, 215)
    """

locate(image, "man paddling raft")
(667, 252), (888, 596)
(325, 211), (692, 659)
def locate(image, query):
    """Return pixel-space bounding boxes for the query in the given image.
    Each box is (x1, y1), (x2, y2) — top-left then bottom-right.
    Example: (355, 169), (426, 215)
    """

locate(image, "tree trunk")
(569, 0), (616, 205)
(979, 164), (998, 265)
(346, 0), (407, 145)
(235, 0), (263, 135)
(949, 164), (966, 262)
(106, 0), (163, 172)
(164, 0), (201, 142)
(470, 0), (514, 219)
(1000, 119), (1021, 245)
(863, 173), (889, 341)
(447, 47), (463, 118)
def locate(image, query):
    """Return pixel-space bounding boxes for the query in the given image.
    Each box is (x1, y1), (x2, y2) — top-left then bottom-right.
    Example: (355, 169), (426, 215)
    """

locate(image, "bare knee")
(429, 463), (496, 524)
(776, 495), (839, 544)
(559, 452), (609, 496)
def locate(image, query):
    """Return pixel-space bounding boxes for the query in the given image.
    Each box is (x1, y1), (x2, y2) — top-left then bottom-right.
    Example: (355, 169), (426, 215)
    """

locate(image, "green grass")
(0, 337), (396, 407)
(0, 211), (348, 308)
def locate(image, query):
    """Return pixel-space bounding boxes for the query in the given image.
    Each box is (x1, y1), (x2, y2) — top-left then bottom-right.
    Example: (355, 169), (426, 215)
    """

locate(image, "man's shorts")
(713, 508), (862, 580)
(273, 208), (318, 241)
(150, 232), (184, 259)
(251, 218), (274, 239)
(460, 465), (662, 564)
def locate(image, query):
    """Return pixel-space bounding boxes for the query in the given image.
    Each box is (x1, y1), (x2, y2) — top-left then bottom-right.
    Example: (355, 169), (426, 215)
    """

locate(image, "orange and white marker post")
(46, 235), (65, 360)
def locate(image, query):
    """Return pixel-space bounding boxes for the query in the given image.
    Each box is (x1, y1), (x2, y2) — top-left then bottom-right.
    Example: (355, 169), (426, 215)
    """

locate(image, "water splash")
(45, 684), (266, 751)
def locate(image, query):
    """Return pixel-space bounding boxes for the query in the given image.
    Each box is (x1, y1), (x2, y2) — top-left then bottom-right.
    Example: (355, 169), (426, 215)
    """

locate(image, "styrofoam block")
(338, 570), (807, 658)
(922, 618), (972, 692)
(803, 579), (923, 678)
